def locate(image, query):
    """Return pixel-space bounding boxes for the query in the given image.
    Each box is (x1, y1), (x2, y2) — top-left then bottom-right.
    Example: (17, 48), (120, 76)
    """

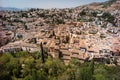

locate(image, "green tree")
(45, 58), (65, 79)
(94, 64), (107, 80)
(40, 43), (48, 63)
(102, 12), (115, 25)
(0, 63), (12, 80)
(31, 69), (37, 80)
(66, 36), (70, 43)
(89, 59), (94, 74)
(106, 58), (110, 64)
(0, 53), (12, 63)
(40, 42), (45, 63)
(79, 67), (93, 80)
(37, 70), (48, 80)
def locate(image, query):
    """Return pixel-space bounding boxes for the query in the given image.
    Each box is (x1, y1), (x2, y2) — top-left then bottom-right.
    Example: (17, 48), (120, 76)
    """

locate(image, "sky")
(0, 0), (108, 9)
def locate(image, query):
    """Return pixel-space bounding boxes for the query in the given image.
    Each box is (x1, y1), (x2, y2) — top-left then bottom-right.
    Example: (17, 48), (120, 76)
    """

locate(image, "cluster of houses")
(0, 22), (119, 65)
(0, 21), (14, 47)
(0, 1), (120, 64)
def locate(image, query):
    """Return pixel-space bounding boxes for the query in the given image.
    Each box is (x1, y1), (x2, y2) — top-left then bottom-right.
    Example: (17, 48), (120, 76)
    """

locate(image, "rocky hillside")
(75, 0), (120, 11)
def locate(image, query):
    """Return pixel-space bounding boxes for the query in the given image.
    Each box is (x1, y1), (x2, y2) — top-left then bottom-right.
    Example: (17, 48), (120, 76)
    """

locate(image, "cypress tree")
(89, 59), (94, 75)
(40, 42), (45, 63)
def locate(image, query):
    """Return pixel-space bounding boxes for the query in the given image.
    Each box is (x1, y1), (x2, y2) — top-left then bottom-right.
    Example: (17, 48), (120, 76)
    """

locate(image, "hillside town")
(0, 0), (120, 65)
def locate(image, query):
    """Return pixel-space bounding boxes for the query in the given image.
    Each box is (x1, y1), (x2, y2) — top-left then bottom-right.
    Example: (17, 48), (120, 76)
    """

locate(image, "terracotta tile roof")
(70, 49), (80, 54)
(62, 56), (71, 60)
(60, 50), (71, 55)
(79, 39), (87, 48)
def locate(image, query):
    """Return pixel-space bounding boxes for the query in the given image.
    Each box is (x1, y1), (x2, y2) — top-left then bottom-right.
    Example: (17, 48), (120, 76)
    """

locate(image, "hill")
(0, 7), (21, 11)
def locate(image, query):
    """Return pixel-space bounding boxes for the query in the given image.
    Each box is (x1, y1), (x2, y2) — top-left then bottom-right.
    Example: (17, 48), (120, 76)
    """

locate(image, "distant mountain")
(0, 7), (21, 11)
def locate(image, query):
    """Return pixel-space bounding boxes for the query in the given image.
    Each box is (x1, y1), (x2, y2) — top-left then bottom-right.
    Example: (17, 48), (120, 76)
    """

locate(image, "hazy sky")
(0, 0), (108, 9)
